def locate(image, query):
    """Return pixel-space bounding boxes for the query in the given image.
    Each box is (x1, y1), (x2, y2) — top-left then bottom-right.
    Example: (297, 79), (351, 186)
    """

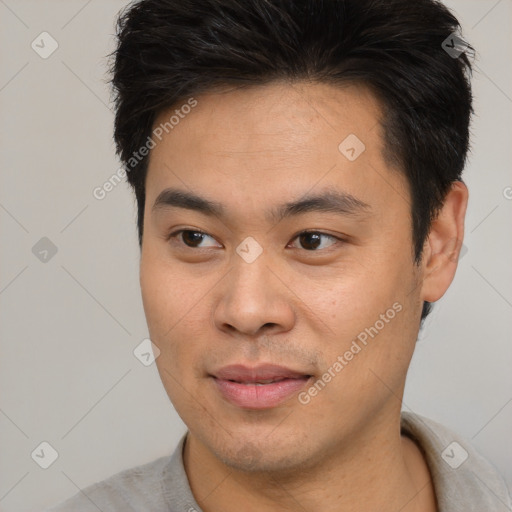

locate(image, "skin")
(140, 81), (468, 511)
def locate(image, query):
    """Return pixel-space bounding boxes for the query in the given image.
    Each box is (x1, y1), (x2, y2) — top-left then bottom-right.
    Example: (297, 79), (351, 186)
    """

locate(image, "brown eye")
(181, 230), (206, 247)
(290, 231), (339, 251)
(169, 230), (220, 249)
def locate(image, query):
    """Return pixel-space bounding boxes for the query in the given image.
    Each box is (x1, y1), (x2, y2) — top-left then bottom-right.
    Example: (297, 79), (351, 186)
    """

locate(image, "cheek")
(305, 251), (417, 375)
(140, 255), (212, 369)
(140, 249), (196, 333)
(140, 261), (174, 338)
(307, 261), (399, 327)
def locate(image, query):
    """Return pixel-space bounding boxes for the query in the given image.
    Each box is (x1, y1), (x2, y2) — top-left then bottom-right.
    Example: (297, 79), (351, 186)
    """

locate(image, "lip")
(211, 364), (312, 409)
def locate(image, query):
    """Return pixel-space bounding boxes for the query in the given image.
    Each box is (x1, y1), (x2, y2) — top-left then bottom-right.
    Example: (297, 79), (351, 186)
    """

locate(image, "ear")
(420, 181), (468, 303)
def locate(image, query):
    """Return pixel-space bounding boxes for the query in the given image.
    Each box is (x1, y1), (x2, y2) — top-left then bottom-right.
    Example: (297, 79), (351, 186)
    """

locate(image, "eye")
(168, 229), (221, 249)
(288, 231), (341, 251)
(168, 229), (343, 252)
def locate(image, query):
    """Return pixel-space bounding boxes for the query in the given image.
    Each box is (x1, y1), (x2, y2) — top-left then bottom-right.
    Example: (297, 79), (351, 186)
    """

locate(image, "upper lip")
(212, 364), (311, 383)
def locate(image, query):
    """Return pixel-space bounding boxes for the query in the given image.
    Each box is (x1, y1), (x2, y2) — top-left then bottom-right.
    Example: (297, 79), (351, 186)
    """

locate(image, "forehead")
(151, 80), (384, 154)
(146, 81), (408, 221)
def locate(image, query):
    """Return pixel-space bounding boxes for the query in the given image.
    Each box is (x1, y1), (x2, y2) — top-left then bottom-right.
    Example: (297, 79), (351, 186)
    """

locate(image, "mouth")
(210, 364), (313, 409)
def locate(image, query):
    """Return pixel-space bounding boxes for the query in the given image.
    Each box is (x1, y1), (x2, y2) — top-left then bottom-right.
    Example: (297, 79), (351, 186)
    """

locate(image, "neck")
(183, 410), (436, 512)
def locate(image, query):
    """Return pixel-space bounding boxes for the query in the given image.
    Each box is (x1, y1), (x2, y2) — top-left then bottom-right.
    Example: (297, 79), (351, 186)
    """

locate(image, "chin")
(218, 447), (305, 474)
(205, 428), (316, 474)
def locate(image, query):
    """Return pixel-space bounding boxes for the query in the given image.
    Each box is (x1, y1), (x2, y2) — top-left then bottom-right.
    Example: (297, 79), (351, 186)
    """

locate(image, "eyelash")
(166, 229), (344, 252)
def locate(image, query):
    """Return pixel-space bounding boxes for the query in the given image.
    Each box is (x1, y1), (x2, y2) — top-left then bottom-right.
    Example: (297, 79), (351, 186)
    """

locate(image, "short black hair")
(109, 0), (474, 322)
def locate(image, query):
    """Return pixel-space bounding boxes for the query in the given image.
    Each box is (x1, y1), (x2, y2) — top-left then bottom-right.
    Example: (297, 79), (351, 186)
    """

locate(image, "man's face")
(140, 82), (425, 472)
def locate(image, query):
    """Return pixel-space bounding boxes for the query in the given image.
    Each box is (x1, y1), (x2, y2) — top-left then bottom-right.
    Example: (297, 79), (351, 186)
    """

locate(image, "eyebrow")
(152, 187), (372, 223)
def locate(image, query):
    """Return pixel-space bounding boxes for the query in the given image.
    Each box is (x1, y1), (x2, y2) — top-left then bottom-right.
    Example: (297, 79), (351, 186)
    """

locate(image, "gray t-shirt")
(47, 412), (511, 511)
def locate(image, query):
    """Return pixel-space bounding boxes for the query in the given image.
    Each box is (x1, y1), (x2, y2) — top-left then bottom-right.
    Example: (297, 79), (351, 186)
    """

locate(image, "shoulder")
(401, 411), (512, 511)
(45, 454), (173, 512)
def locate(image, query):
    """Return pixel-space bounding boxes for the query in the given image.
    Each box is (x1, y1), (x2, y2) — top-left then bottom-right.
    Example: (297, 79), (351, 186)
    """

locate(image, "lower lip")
(213, 376), (310, 409)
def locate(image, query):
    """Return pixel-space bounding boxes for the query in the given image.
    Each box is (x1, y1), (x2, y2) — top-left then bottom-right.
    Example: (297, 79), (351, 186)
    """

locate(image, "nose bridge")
(213, 247), (295, 336)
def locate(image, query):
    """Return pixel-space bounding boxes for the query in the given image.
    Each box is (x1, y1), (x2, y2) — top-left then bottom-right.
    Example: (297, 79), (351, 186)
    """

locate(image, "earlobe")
(420, 181), (469, 303)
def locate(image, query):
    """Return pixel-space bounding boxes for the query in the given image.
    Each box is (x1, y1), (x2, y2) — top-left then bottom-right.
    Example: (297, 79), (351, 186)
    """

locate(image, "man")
(49, 0), (511, 510)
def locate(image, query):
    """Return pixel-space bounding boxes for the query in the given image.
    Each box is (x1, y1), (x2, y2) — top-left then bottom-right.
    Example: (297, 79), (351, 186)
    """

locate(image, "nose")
(213, 253), (296, 338)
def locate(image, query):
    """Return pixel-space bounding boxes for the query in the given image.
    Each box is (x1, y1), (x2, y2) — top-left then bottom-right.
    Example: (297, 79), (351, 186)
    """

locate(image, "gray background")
(0, 0), (511, 510)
